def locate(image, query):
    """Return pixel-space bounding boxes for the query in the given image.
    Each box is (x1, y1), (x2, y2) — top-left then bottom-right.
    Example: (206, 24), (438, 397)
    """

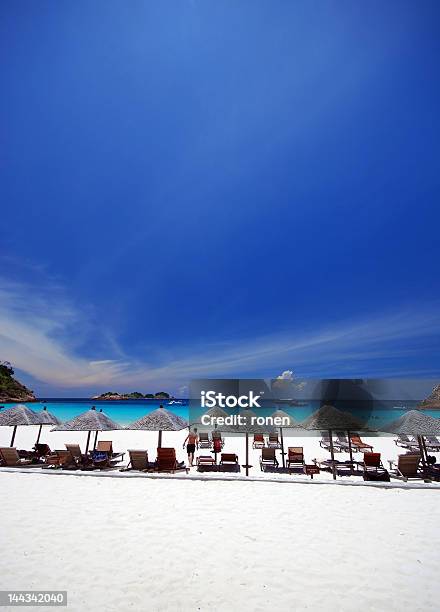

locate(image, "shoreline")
(1, 466), (438, 490)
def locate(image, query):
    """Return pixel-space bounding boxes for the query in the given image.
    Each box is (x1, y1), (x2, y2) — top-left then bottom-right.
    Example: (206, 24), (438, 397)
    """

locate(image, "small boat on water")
(275, 399), (308, 407)
(168, 400), (183, 405)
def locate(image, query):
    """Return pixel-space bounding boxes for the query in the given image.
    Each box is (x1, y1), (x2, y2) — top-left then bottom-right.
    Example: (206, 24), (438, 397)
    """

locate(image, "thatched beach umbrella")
(35, 406), (61, 445)
(192, 406), (230, 429)
(0, 404), (42, 446)
(125, 406), (188, 448)
(270, 409), (303, 468)
(302, 405), (366, 480)
(51, 406), (122, 454)
(90, 409), (109, 449)
(382, 410), (440, 469)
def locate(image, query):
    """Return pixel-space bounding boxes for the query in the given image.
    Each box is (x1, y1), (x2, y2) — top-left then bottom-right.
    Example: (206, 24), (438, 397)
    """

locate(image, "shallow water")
(2, 398), (439, 429)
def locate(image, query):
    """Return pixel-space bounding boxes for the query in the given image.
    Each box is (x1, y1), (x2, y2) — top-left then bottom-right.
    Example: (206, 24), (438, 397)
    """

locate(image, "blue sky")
(1, 1), (440, 396)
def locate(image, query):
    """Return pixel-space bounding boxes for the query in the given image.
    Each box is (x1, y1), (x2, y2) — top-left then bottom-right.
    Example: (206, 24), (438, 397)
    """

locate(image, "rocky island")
(418, 383), (440, 409)
(92, 391), (172, 400)
(0, 361), (36, 403)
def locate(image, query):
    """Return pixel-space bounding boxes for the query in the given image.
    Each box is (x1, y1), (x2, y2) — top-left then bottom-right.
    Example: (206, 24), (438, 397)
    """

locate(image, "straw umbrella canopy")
(232, 409), (274, 433)
(302, 405), (366, 479)
(270, 409), (303, 468)
(381, 410), (440, 468)
(0, 404), (42, 447)
(35, 406), (61, 445)
(89, 408), (112, 449)
(125, 406), (188, 448)
(51, 406), (122, 454)
(192, 406), (231, 430)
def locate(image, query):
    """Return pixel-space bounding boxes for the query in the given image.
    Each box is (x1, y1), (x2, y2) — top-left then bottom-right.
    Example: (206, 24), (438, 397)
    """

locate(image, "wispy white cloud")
(1, 276), (440, 394)
(0, 277), (130, 389)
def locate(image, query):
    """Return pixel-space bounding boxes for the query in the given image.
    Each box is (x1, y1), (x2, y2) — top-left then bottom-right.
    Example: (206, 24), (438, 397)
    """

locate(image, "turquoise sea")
(2, 398), (439, 431)
(1, 399), (189, 426)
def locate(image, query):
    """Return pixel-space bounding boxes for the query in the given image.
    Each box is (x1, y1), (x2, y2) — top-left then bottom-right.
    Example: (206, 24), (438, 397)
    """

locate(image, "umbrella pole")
(347, 430), (353, 474)
(422, 437), (428, 463)
(93, 431), (99, 450)
(245, 432), (249, 477)
(418, 435), (427, 469)
(158, 430), (162, 449)
(85, 430), (91, 455)
(329, 429), (336, 480)
(10, 425), (17, 447)
(280, 427), (285, 468)
(36, 424), (43, 445)
(212, 431), (218, 464)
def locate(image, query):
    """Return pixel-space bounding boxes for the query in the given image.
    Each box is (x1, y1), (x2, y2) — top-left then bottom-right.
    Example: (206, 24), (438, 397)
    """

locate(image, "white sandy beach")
(0, 427), (440, 611)
(0, 471), (439, 612)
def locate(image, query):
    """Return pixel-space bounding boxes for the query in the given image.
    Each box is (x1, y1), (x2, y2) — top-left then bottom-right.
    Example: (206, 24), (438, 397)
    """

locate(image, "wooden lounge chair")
(0, 447), (33, 467)
(43, 449), (77, 469)
(196, 455), (217, 472)
(319, 432), (342, 452)
(121, 449), (150, 471)
(33, 443), (52, 459)
(335, 432), (360, 453)
(350, 434), (373, 453)
(156, 448), (188, 473)
(88, 450), (112, 469)
(395, 435), (419, 450)
(267, 434), (281, 449)
(198, 432), (212, 449)
(424, 463), (440, 481)
(212, 431), (225, 448)
(286, 447), (305, 473)
(96, 441), (125, 463)
(313, 457), (355, 477)
(65, 444), (87, 466)
(220, 453), (238, 464)
(218, 453), (239, 472)
(363, 452), (390, 482)
(252, 434), (265, 449)
(424, 435), (440, 452)
(260, 448), (279, 471)
(388, 453), (429, 482)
